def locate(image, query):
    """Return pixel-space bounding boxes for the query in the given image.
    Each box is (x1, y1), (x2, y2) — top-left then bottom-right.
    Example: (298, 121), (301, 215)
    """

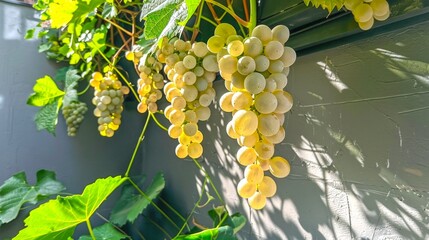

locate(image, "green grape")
(62, 101), (88, 137)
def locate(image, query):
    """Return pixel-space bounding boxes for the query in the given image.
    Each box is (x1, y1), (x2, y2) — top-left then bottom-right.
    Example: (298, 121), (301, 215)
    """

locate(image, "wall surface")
(0, 3), (143, 239)
(140, 20), (429, 239)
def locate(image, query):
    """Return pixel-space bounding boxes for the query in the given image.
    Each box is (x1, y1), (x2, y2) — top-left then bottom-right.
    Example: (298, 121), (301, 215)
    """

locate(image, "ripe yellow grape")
(218, 55), (238, 75)
(269, 156), (291, 178)
(237, 178), (257, 199)
(148, 102), (158, 113)
(195, 106), (211, 121)
(373, 9), (390, 21)
(192, 130), (204, 143)
(227, 40), (244, 57)
(258, 113), (280, 137)
(168, 124), (182, 139)
(174, 61), (187, 75)
(231, 91), (253, 110)
(178, 133), (192, 145)
(214, 23), (237, 39)
(264, 76), (277, 92)
(231, 72), (245, 89)
(137, 102), (148, 113)
(192, 42), (209, 58)
(254, 92), (278, 114)
(236, 146), (258, 166)
(181, 85), (198, 102)
(254, 55), (270, 72)
(274, 91), (293, 114)
(263, 126), (285, 144)
(183, 55), (197, 69)
(202, 55), (219, 72)
(353, 3), (373, 23)
(244, 72), (266, 94)
(358, 17), (374, 30)
(185, 110), (198, 123)
(251, 24), (272, 45)
(169, 109), (185, 126)
(243, 37), (263, 57)
(195, 78), (208, 92)
(258, 158), (270, 171)
(164, 105), (174, 118)
(270, 73), (288, 90)
(175, 144), (188, 158)
(219, 92), (235, 112)
(248, 191), (266, 210)
(188, 142), (203, 158)
(254, 140), (275, 160)
(183, 71), (197, 85)
(264, 41), (285, 60)
(183, 122), (198, 137)
(199, 94), (212, 107)
(370, 0), (389, 16)
(279, 47), (297, 67)
(226, 34), (244, 44)
(244, 164), (264, 184)
(344, 0), (361, 10)
(226, 120), (240, 139)
(258, 176), (277, 197)
(207, 35), (226, 53)
(237, 131), (259, 148)
(172, 96), (187, 110)
(232, 110), (258, 137)
(237, 56), (256, 75)
(271, 25), (290, 45)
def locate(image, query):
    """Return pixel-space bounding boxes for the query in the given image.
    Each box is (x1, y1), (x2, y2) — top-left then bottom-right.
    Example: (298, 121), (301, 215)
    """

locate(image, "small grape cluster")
(345, 0), (390, 30)
(212, 23), (295, 209)
(158, 38), (218, 159)
(62, 100), (88, 136)
(90, 71), (130, 137)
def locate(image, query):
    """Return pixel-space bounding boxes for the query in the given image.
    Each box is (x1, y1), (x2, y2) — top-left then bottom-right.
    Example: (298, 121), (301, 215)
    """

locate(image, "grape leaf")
(178, 0), (202, 25)
(109, 173), (165, 226)
(64, 68), (81, 90)
(78, 223), (128, 240)
(13, 176), (126, 240)
(27, 75), (64, 107)
(34, 98), (63, 135)
(303, 0), (345, 12)
(102, 2), (118, 19)
(208, 207), (246, 234)
(48, 0), (105, 28)
(0, 170), (65, 226)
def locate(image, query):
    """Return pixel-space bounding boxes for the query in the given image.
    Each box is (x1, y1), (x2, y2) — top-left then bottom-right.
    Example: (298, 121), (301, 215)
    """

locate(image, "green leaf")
(143, 2), (178, 40)
(110, 173), (165, 226)
(102, 2), (118, 19)
(230, 213), (246, 234)
(174, 226), (234, 240)
(208, 207), (246, 234)
(13, 176), (126, 240)
(178, 0), (202, 25)
(27, 76), (64, 107)
(303, 0), (345, 12)
(48, 0), (105, 28)
(64, 68), (81, 90)
(25, 28), (35, 39)
(78, 223), (128, 240)
(34, 98), (63, 135)
(0, 170), (65, 226)
(54, 67), (73, 83)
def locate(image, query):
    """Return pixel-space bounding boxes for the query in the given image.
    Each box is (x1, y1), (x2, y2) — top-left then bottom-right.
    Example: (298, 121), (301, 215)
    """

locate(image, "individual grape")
(254, 92), (278, 114)
(237, 131), (259, 148)
(192, 130), (204, 143)
(268, 60), (285, 73)
(263, 126), (286, 144)
(207, 35), (226, 53)
(231, 91), (253, 110)
(62, 101), (88, 137)
(183, 122), (198, 137)
(226, 35), (244, 44)
(255, 55), (270, 72)
(231, 72), (245, 89)
(269, 156), (291, 178)
(248, 191), (266, 210)
(279, 47), (297, 67)
(175, 144), (188, 159)
(183, 55), (197, 69)
(251, 24), (272, 45)
(370, 0), (389, 16)
(202, 55), (219, 72)
(244, 164), (264, 184)
(218, 55), (238, 75)
(243, 37), (263, 57)
(192, 42), (209, 58)
(344, 0), (362, 10)
(373, 9), (390, 21)
(169, 109), (186, 126)
(358, 17), (374, 30)
(270, 73), (288, 90)
(258, 176), (277, 197)
(244, 72), (266, 94)
(258, 158), (270, 171)
(188, 142), (203, 158)
(227, 40), (244, 57)
(237, 56), (256, 75)
(226, 120), (240, 139)
(264, 41), (284, 60)
(258, 114), (281, 137)
(168, 125), (182, 139)
(219, 92), (235, 112)
(237, 178), (257, 198)
(195, 106), (211, 121)
(274, 91), (293, 114)
(232, 110), (258, 137)
(353, 3), (373, 23)
(214, 23), (237, 39)
(271, 25), (290, 45)
(236, 146), (258, 166)
(254, 140), (275, 160)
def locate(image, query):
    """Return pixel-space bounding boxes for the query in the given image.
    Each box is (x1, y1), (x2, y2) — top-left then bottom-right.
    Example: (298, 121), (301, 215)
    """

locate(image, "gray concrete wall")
(0, 2), (143, 239)
(141, 20), (429, 239)
(1, 2), (429, 240)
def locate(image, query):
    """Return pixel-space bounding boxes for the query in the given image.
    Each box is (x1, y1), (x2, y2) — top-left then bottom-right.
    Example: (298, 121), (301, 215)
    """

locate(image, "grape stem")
(97, 14), (134, 37)
(125, 112), (151, 177)
(205, 0), (249, 28)
(77, 82), (91, 96)
(206, 1), (221, 24)
(200, 15), (218, 27)
(150, 112), (168, 131)
(86, 219), (96, 240)
(248, 0), (257, 34)
(191, 158), (225, 205)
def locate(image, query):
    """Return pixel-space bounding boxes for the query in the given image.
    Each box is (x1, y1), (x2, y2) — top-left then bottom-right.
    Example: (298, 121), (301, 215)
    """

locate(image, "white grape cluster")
(90, 72), (130, 137)
(210, 23), (294, 210)
(62, 100), (88, 136)
(157, 38), (218, 159)
(135, 53), (165, 114)
(345, 0), (390, 30)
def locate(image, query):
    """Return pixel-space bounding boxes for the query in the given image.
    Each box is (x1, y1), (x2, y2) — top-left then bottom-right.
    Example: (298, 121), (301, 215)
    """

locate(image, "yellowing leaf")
(13, 176), (126, 240)
(303, 0), (345, 12)
(27, 76), (64, 107)
(48, 0), (79, 28)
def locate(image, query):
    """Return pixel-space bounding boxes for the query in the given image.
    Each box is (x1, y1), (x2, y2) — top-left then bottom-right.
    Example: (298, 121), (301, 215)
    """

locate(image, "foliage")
(303, 0), (345, 12)
(0, 170), (65, 226)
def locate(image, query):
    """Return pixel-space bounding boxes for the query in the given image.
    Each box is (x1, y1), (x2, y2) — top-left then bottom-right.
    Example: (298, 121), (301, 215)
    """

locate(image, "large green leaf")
(0, 170), (65, 226)
(303, 0), (345, 12)
(13, 176), (126, 240)
(179, 0), (202, 25)
(34, 98), (63, 135)
(48, 0), (105, 28)
(64, 68), (81, 90)
(78, 223), (128, 240)
(208, 206), (246, 234)
(110, 173), (165, 226)
(27, 75), (64, 107)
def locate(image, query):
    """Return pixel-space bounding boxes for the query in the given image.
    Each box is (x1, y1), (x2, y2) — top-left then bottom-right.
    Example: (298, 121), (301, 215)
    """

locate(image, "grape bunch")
(90, 71), (130, 137)
(345, 0), (390, 30)
(62, 97), (88, 137)
(157, 38), (218, 159)
(211, 23), (294, 209)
